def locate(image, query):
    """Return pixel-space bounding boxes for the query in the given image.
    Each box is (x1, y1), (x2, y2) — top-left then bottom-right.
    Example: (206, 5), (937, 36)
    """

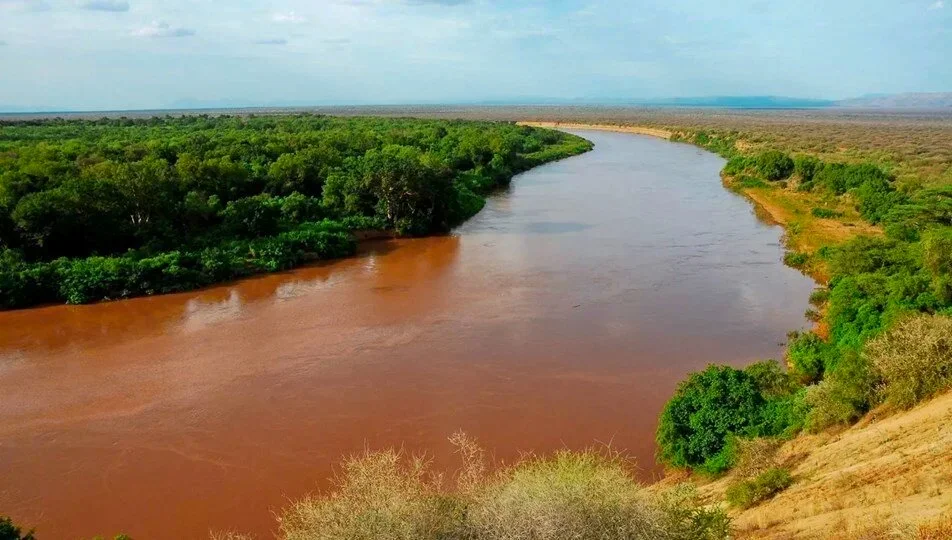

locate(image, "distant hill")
(834, 92), (952, 109)
(4, 92), (952, 115)
(641, 95), (837, 108)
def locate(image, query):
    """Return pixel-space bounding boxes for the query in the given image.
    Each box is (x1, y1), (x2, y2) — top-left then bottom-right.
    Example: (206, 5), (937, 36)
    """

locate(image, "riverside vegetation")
(0, 115), (591, 309)
(651, 123), (952, 533)
(4, 110), (952, 539)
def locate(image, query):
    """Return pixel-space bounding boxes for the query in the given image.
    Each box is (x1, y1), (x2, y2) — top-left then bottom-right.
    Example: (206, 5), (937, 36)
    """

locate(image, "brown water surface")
(0, 130), (814, 539)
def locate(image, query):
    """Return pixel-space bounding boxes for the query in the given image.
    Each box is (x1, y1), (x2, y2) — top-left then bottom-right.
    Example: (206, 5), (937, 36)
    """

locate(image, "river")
(0, 130), (815, 539)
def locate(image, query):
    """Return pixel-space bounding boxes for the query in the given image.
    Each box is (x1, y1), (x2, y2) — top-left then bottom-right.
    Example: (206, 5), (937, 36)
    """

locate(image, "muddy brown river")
(0, 130), (814, 539)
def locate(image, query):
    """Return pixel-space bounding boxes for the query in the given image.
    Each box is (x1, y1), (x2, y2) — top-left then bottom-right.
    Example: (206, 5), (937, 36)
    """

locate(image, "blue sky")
(0, 0), (949, 111)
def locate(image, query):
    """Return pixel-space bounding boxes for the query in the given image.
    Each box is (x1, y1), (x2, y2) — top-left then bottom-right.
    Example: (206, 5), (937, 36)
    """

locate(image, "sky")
(0, 0), (949, 111)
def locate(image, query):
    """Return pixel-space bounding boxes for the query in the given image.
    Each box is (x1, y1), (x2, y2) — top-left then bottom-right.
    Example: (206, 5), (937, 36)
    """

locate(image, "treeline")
(660, 131), (952, 481)
(0, 115), (591, 308)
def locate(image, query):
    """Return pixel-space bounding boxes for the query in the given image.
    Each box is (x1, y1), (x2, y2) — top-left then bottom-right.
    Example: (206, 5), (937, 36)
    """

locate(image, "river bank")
(0, 128), (814, 539)
(537, 120), (952, 538)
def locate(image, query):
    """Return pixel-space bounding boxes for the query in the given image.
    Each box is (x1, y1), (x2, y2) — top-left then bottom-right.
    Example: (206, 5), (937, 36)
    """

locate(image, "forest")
(0, 115), (591, 308)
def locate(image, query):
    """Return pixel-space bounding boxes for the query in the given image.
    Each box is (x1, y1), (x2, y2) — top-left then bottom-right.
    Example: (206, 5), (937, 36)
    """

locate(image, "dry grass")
(694, 390), (952, 539)
(277, 434), (731, 540)
(466, 450), (670, 540)
(730, 438), (784, 480)
(278, 449), (462, 540)
(721, 175), (881, 282)
(516, 121), (673, 140)
(209, 532), (257, 540)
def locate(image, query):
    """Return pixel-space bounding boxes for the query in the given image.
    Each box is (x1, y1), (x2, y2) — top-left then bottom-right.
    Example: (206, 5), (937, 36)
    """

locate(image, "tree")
(0, 516), (35, 540)
(657, 365), (766, 472)
(754, 150), (794, 181)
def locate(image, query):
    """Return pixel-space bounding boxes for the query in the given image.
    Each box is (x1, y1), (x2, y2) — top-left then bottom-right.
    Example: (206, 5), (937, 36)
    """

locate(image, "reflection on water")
(0, 131), (814, 539)
(182, 291), (244, 332)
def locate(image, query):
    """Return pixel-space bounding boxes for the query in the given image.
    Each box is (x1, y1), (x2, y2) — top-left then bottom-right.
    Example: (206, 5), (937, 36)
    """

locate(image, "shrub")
(278, 450), (464, 540)
(787, 331), (835, 383)
(811, 207), (842, 219)
(743, 360), (800, 398)
(809, 288), (829, 306)
(814, 162), (891, 195)
(754, 150), (794, 181)
(922, 227), (952, 277)
(725, 467), (792, 509)
(57, 255), (138, 304)
(733, 175), (768, 189)
(657, 365), (779, 474)
(804, 351), (878, 431)
(339, 215), (388, 231)
(855, 176), (905, 224)
(723, 156), (750, 176)
(729, 438), (783, 480)
(278, 440), (731, 540)
(783, 251), (809, 268)
(794, 155), (821, 182)
(467, 451), (673, 540)
(865, 313), (952, 409)
(0, 517), (35, 540)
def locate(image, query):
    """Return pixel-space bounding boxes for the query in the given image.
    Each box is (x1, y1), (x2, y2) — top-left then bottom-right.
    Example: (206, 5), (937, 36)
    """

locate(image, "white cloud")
(272, 11), (305, 23)
(929, 0), (945, 9)
(132, 21), (195, 38)
(254, 38), (287, 45)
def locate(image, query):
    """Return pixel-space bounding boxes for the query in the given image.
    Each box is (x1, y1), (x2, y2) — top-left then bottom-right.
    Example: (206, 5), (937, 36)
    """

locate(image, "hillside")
(693, 390), (952, 538)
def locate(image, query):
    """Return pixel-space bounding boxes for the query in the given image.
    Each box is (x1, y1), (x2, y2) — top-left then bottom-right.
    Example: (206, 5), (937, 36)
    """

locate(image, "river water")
(0, 130), (814, 539)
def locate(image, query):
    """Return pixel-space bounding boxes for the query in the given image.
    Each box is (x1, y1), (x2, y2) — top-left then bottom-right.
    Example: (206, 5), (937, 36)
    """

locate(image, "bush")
(794, 156), (821, 183)
(922, 227), (952, 277)
(733, 175), (769, 189)
(278, 439), (731, 540)
(754, 150), (794, 181)
(729, 438), (783, 480)
(468, 451), (676, 540)
(809, 288), (829, 306)
(279, 450), (464, 540)
(865, 313), (952, 409)
(804, 351), (877, 431)
(743, 360), (800, 398)
(656, 365), (795, 474)
(814, 162), (891, 195)
(724, 468), (792, 509)
(0, 517), (35, 540)
(855, 176), (905, 224)
(811, 207), (842, 219)
(787, 331), (836, 383)
(784, 251), (809, 268)
(723, 156), (750, 176)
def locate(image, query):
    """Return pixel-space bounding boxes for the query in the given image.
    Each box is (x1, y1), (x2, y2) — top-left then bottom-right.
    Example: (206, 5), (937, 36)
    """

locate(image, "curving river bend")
(0, 130), (814, 539)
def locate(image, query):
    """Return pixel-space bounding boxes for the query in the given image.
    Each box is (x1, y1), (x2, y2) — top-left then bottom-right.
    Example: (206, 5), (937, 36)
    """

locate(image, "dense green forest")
(657, 130), (952, 478)
(0, 116), (591, 308)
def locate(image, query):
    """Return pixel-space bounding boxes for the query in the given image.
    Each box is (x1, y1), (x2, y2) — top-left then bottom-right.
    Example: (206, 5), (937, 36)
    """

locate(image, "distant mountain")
(641, 95), (836, 108)
(4, 92), (952, 115)
(834, 92), (952, 109)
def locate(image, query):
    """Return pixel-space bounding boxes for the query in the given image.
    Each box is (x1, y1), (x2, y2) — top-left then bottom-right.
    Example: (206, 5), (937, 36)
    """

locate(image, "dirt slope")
(698, 391), (952, 539)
